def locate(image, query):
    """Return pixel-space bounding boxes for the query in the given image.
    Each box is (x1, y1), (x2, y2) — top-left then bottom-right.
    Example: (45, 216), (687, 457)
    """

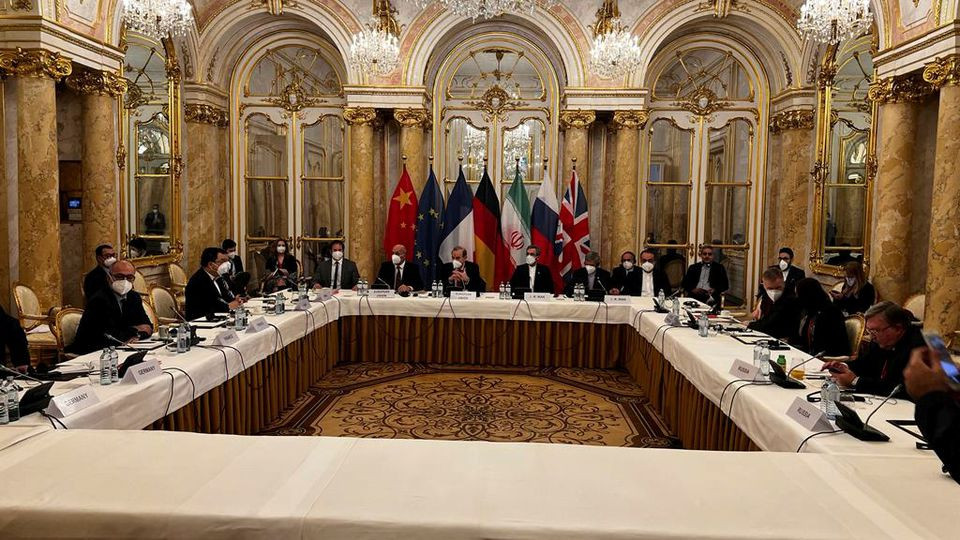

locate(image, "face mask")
(217, 261), (231, 275)
(331, 250), (344, 261)
(778, 260), (789, 271)
(276, 246), (286, 254)
(452, 260), (463, 270)
(392, 254), (402, 265)
(584, 264), (596, 275)
(525, 255), (536, 266)
(103, 256), (117, 268)
(111, 280), (132, 296)
(227, 251), (236, 259)
(845, 277), (856, 286)
(641, 261), (654, 273)
(622, 261), (634, 271)
(766, 289), (783, 302)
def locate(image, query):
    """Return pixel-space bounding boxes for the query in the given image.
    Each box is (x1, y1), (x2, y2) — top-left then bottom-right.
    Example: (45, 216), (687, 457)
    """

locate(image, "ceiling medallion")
(676, 86), (730, 118)
(121, 0), (194, 41)
(797, 0), (872, 45)
(589, 0), (642, 79)
(350, 0), (401, 77)
(411, 0), (557, 22)
(466, 84), (527, 121)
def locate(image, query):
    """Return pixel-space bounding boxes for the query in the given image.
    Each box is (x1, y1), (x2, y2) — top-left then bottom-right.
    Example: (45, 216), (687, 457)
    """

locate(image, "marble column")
(184, 104), (230, 268)
(768, 110), (815, 270)
(764, 131), (783, 265)
(394, 109), (430, 192)
(0, 49), (71, 308)
(559, 110), (595, 190)
(66, 68), (125, 269)
(345, 107), (379, 282)
(923, 57), (960, 333)
(0, 83), (8, 310)
(601, 126), (617, 266)
(609, 111), (646, 264)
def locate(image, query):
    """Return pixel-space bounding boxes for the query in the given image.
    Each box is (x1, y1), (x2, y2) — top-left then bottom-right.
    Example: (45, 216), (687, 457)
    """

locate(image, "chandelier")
(589, 0), (642, 79)
(121, 0), (194, 41)
(411, 0), (557, 21)
(797, 0), (872, 44)
(350, 1), (401, 77)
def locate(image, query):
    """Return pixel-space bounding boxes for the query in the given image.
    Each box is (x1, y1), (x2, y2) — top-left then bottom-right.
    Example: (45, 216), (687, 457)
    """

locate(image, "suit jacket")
(915, 391), (960, 485)
(849, 325), (925, 396)
(375, 261), (424, 291)
(834, 282), (876, 315)
(313, 258), (360, 290)
(509, 264), (555, 294)
(68, 290), (151, 355)
(612, 266), (671, 297)
(439, 261), (486, 293)
(564, 267), (612, 296)
(227, 255), (244, 276)
(681, 262), (729, 302)
(748, 291), (802, 341)
(0, 303), (29, 367)
(796, 305), (850, 357)
(757, 265), (806, 298)
(266, 254), (299, 276)
(83, 267), (111, 304)
(185, 268), (233, 321)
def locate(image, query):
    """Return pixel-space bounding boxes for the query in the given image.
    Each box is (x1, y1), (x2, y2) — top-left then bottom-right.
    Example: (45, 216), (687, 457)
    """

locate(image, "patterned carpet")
(259, 363), (679, 448)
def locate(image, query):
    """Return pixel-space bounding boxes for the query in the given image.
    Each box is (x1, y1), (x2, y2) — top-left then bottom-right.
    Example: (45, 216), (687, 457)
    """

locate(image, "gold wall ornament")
(65, 68), (127, 97)
(12, 0), (31, 9)
(0, 48), (71, 79)
(768, 110), (814, 133)
(465, 84), (527, 122)
(816, 62), (837, 90)
(611, 110), (648, 130)
(559, 109), (596, 130)
(116, 145), (127, 170)
(263, 79), (323, 112)
(343, 107), (379, 126)
(251, 0), (298, 16)
(868, 73), (936, 104)
(592, 0), (620, 36)
(675, 86), (730, 118)
(923, 55), (960, 88)
(393, 108), (431, 128)
(185, 104), (229, 128)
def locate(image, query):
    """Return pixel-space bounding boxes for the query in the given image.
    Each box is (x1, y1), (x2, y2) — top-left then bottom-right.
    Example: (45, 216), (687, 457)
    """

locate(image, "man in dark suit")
(748, 268), (801, 341)
(564, 251), (611, 296)
(757, 247), (806, 298)
(375, 243), (423, 293)
(69, 260), (153, 355)
(613, 249), (671, 297)
(439, 246), (486, 293)
(222, 239), (251, 295)
(509, 245), (555, 294)
(312, 239), (360, 290)
(82, 244), (117, 304)
(681, 245), (729, 305)
(185, 247), (244, 321)
(905, 347), (960, 484)
(0, 303), (29, 371)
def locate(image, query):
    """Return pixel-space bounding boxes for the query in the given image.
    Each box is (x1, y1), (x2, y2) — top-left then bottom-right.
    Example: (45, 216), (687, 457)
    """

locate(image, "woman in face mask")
(795, 278), (850, 357)
(263, 237), (299, 293)
(830, 261), (876, 315)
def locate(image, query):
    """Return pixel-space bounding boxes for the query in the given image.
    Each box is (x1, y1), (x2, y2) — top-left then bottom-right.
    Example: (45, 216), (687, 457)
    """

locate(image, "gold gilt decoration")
(676, 86), (730, 118)
(65, 68), (127, 97)
(393, 108), (431, 128)
(12, 0), (31, 9)
(611, 110), (648, 130)
(868, 73), (936, 104)
(923, 55), (960, 88)
(768, 110), (814, 133)
(251, 0), (298, 16)
(264, 79), (324, 112)
(343, 107), (379, 126)
(466, 84), (527, 122)
(0, 48), (71, 79)
(185, 104), (229, 128)
(592, 0), (620, 36)
(559, 109), (596, 130)
(816, 62), (837, 90)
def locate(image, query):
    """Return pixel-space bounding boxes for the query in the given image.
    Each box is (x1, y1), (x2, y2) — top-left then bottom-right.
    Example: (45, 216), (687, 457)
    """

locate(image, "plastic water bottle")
(6, 376), (18, 422)
(274, 293), (284, 315)
(499, 283), (505, 299)
(0, 384), (8, 425)
(298, 282), (308, 301)
(505, 283), (512, 298)
(821, 380), (841, 420)
(670, 299), (680, 317)
(176, 323), (189, 353)
(100, 349), (112, 384)
(759, 347), (771, 377)
(698, 312), (709, 337)
(657, 289), (665, 306)
(361, 280), (368, 296)
(109, 347), (119, 383)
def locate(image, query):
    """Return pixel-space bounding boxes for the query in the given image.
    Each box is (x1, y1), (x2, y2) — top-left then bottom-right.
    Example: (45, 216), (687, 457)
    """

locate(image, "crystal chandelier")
(589, 0), (642, 79)
(350, 1), (401, 77)
(797, 0), (872, 44)
(411, 0), (558, 22)
(121, 0), (194, 41)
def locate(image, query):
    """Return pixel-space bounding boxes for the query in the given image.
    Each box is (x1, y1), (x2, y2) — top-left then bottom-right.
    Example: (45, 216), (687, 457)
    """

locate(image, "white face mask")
(452, 259), (463, 270)
(640, 261), (654, 273)
(111, 279), (132, 296)
(766, 288), (783, 302)
(392, 254), (402, 265)
(845, 276), (856, 286)
(525, 255), (537, 266)
(103, 256), (117, 269)
(217, 261), (232, 275)
(622, 261), (635, 271)
(331, 250), (344, 261)
(584, 264), (596, 275)
(226, 251), (236, 259)
(778, 260), (789, 271)
(276, 245), (286, 254)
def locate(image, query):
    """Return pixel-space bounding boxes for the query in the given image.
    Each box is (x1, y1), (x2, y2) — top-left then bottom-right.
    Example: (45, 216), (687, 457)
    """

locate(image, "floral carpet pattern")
(259, 363), (678, 448)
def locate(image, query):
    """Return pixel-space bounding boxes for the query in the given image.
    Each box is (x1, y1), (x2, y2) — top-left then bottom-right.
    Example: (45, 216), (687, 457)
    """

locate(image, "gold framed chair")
(844, 314), (866, 361)
(132, 270), (149, 297)
(167, 262), (188, 305)
(141, 302), (160, 334)
(663, 259), (685, 291)
(53, 308), (84, 361)
(13, 282), (58, 364)
(904, 293), (925, 322)
(149, 285), (181, 325)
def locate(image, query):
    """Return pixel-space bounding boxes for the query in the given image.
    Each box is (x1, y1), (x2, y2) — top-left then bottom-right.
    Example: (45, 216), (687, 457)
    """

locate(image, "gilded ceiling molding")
(343, 107), (380, 127)
(185, 104), (229, 128)
(868, 72), (936, 104)
(768, 110), (814, 133)
(393, 108), (431, 129)
(65, 68), (127, 97)
(611, 110), (649, 130)
(0, 48), (71, 80)
(559, 110), (596, 130)
(923, 55), (960, 88)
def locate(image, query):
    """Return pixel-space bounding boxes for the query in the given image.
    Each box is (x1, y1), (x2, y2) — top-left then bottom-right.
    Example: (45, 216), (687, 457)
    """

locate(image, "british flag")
(557, 170), (590, 277)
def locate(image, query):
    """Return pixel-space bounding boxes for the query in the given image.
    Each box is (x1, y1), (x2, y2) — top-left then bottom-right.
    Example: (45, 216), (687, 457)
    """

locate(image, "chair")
(14, 282), (59, 364)
(844, 314), (866, 360)
(904, 293), (925, 321)
(141, 302), (160, 334)
(132, 270), (149, 297)
(149, 285), (181, 325)
(53, 308), (84, 360)
(830, 281), (843, 295)
(167, 263), (188, 305)
(663, 259), (685, 291)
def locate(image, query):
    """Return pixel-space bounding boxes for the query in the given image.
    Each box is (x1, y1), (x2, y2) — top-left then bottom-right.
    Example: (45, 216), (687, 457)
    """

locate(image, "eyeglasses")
(111, 274), (135, 282)
(866, 324), (891, 336)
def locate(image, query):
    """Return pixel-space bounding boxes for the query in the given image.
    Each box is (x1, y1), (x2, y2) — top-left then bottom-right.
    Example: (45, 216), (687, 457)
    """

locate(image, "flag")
(414, 164), (444, 284)
(472, 166), (500, 290)
(438, 165), (475, 264)
(383, 165), (418, 260)
(557, 170), (590, 278)
(499, 163), (531, 285)
(530, 166), (563, 293)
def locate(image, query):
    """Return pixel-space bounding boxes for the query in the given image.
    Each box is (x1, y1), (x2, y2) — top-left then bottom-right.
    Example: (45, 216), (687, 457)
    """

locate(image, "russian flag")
(530, 165), (562, 293)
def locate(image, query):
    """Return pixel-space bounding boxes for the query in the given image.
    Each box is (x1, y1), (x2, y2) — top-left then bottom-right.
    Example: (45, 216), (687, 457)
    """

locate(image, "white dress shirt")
(641, 271), (655, 297)
(528, 264), (537, 288)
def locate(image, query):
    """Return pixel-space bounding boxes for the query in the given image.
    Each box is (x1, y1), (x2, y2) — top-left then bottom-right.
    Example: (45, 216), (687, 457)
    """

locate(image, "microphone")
(103, 333), (126, 346)
(0, 364), (43, 382)
(767, 351), (826, 389)
(832, 384), (901, 442)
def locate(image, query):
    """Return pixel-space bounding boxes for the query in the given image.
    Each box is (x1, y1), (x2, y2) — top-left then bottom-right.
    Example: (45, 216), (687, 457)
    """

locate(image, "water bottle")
(298, 282), (308, 301)
(759, 346), (771, 377)
(0, 384), (8, 425)
(274, 293), (284, 315)
(657, 289), (665, 306)
(821, 380), (841, 420)
(505, 282), (512, 298)
(109, 347), (119, 383)
(233, 308), (243, 331)
(698, 312), (709, 337)
(176, 323), (189, 353)
(6, 376), (18, 422)
(361, 280), (368, 296)
(670, 298), (680, 317)
(435, 280), (442, 298)
(100, 349), (112, 384)
(499, 283), (505, 299)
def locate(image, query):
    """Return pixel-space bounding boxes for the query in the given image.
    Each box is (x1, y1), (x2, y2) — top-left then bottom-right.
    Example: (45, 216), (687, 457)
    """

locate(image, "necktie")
(394, 266), (401, 289)
(333, 262), (340, 289)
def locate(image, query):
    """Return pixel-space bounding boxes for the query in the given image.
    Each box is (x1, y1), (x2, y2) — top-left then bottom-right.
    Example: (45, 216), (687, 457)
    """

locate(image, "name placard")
(45, 385), (100, 418)
(246, 317), (268, 334)
(213, 329), (240, 347)
(295, 298), (311, 311)
(122, 359), (161, 385)
(450, 291), (476, 301)
(786, 396), (833, 432)
(368, 289), (396, 299)
(315, 288), (333, 302)
(524, 292), (552, 301)
(604, 295), (631, 305)
(728, 359), (760, 382)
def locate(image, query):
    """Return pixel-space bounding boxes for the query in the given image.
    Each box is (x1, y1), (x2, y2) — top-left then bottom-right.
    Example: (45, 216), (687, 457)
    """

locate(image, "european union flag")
(414, 164), (445, 284)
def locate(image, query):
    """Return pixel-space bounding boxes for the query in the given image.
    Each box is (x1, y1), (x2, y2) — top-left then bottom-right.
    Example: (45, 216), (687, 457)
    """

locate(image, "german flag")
(472, 166), (500, 291)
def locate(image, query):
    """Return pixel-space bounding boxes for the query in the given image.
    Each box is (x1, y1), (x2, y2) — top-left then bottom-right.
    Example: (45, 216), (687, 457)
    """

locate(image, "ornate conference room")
(0, 0), (959, 537)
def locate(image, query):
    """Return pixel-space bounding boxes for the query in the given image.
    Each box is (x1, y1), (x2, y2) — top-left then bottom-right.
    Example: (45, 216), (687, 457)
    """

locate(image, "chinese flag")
(384, 164), (419, 260)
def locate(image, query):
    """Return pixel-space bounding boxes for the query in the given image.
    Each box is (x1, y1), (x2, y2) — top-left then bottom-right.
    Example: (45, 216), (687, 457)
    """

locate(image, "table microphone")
(767, 351), (826, 389)
(0, 364), (43, 383)
(832, 383), (902, 442)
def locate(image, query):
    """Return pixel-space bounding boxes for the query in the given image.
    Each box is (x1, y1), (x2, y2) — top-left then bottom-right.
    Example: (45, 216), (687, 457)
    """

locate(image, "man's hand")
(451, 269), (469, 283)
(610, 288), (620, 295)
(134, 324), (153, 335)
(904, 347), (951, 400)
(821, 361), (856, 387)
(228, 299), (242, 310)
(397, 284), (413, 293)
(751, 304), (762, 320)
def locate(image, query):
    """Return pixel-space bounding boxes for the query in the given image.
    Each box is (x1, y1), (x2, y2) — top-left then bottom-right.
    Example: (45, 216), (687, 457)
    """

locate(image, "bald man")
(375, 244), (423, 293)
(69, 260), (153, 355)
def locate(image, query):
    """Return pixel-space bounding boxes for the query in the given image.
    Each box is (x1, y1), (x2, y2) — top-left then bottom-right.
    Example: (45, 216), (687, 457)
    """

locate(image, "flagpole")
(571, 156), (577, 171)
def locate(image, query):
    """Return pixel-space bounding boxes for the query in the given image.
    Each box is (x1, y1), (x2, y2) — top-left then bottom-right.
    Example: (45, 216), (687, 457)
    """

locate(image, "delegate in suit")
(564, 251), (611, 296)
(438, 246), (486, 293)
(312, 240), (360, 290)
(185, 247), (244, 321)
(69, 260), (153, 355)
(509, 245), (555, 294)
(376, 244), (424, 292)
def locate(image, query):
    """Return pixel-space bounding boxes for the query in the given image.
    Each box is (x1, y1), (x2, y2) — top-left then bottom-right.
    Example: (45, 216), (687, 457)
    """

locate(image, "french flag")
(529, 166), (563, 293)
(557, 170), (590, 278)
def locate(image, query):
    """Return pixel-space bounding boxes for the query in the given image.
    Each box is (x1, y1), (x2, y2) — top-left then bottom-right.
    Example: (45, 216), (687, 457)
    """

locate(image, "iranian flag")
(497, 166), (531, 283)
